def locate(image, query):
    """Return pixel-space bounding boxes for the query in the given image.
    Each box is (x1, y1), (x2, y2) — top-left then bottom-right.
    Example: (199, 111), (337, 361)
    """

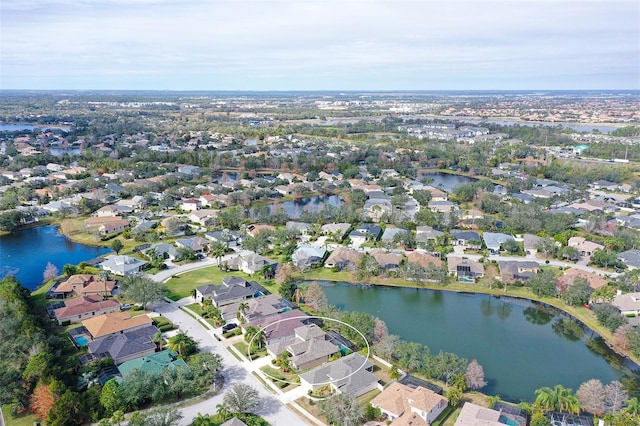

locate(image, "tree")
(47, 390), (83, 426)
(432, 351), (468, 386)
(364, 403), (382, 421)
(168, 331), (198, 357)
(128, 409), (183, 426)
(577, 379), (605, 415)
(119, 273), (167, 310)
(210, 240), (228, 267)
(374, 334), (401, 361)
(279, 279), (297, 301)
(223, 383), (260, 413)
(534, 385), (581, 414)
(372, 317), (389, 345)
(536, 238), (557, 259)
(63, 263), (78, 277)
(237, 301), (249, 322)
(528, 270), (558, 297)
(561, 277), (594, 306)
(304, 282), (328, 312)
(446, 387), (463, 407)
(465, 359), (487, 390)
(319, 393), (364, 426)
(593, 303), (626, 332)
(100, 379), (122, 415)
(605, 381), (628, 413)
(30, 383), (58, 420)
(43, 262), (59, 282)
(110, 239), (124, 255)
(244, 326), (265, 351)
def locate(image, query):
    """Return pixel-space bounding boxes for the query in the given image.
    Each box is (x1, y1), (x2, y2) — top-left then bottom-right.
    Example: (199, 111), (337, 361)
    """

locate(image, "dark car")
(222, 323), (237, 332)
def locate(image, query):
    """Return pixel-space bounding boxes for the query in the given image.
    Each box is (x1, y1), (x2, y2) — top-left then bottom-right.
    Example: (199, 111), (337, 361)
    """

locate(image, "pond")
(417, 171), (479, 193)
(249, 194), (343, 219)
(315, 281), (636, 402)
(0, 225), (111, 290)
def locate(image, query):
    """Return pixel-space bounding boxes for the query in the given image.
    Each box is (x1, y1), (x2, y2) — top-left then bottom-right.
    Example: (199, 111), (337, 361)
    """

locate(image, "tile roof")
(82, 312), (152, 339)
(88, 324), (159, 364)
(117, 350), (188, 377)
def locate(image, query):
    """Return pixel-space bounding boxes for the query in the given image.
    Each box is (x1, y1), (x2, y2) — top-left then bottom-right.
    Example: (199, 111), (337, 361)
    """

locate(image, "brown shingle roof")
(82, 312), (152, 339)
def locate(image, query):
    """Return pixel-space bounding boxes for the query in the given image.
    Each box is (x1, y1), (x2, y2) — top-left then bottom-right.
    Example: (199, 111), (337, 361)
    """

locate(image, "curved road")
(149, 297), (310, 426)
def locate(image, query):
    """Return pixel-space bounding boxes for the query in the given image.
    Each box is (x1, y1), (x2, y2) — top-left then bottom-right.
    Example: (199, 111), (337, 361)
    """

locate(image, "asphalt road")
(150, 297), (309, 426)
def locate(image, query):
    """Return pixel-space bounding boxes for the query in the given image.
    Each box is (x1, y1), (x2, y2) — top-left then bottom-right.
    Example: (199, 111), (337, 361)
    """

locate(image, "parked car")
(120, 303), (132, 311)
(222, 323), (237, 332)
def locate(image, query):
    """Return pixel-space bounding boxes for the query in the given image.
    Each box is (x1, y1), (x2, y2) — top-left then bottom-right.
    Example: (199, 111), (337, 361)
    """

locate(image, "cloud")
(1, 0), (638, 89)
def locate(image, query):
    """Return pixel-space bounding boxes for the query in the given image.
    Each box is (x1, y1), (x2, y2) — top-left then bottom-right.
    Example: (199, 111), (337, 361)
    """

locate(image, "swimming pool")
(499, 415), (524, 426)
(74, 335), (90, 347)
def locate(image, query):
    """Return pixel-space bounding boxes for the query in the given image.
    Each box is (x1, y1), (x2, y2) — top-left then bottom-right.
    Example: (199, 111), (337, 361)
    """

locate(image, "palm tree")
(624, 397), (640, 415)
(190, 288), (198, 301)
(210, 240), (227, 268)
(535, 385), (582, 414)
(237, 301), (249, 323)
(215, 403), (230, 420)
(168, 331), (197, 357)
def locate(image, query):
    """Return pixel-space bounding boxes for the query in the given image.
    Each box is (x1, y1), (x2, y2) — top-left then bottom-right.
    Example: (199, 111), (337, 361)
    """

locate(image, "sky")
(1, 0), (639, 90)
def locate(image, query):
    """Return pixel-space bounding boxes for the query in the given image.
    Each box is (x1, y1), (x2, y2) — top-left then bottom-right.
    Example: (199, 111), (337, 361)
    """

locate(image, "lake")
(250, 194), (343, 219)
(417, 171), (479, 193)
(318, 281), (635, 402)
(0, 123), (69, 132)
(0, 225), (110, 290)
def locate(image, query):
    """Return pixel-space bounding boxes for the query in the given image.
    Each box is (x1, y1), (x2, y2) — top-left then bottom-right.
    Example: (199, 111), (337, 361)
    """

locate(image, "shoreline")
(298, 275), (640, 368)
(11, 222), (640, 367)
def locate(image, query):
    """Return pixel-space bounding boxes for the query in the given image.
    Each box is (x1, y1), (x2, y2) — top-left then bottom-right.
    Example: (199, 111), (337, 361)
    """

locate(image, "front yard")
(260, 365), (300, 392)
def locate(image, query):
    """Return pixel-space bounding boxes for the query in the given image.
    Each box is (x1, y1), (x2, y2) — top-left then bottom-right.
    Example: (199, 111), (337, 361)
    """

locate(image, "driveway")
(149, 298), (310, 426)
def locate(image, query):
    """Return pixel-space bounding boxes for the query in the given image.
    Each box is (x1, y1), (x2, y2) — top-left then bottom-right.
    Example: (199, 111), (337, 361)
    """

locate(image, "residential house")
(381, 227), (410, 242)
(363, 198), (393, 221)
(145, 242), (178, 261)
(179, 199), (202, 211)
(450, 230), (482, 248)
(87, 324), (160, 364)
(54, 296), (121, 324)
(100, 255), (148, 276)
(225, 251), (278, 276)
(325, 247), (363, 271)
(197, 276), (267, 307)
(204, 229), (244, 250)
(557, 268), (608, 291)
(245, 309), (309, 345)
(177, 165), (202, 176)
(612, 292), (640, 316)
(267, 324), (340, 371)
(286, 221), (312, 235)
(454, 402), (504, 426)
(568, 237), (604, 258)
(415, 226), (444, 248)
(321, 223), (351, 240)
(96, 205), (120, 217)
(353, 223), (382, 240)
(228, 294), (294, 323)
(82, 311), (153, 340)
(115, 196), (144, 210)
(53, 274), (117, 298)
(428, 200), (459, 214)
(371, 382), (448, 426)
(299, 353), (381, 397)
(371, 249), (403, 272)
(117, 350), (188, 378)
(427, 187), (448, 202)
(246, 223), (276, 237)
(618, 249), (640, 270)
(498, 261), (540, 282)
(84, 216), (127, 232)
(188, 209), (218, 226)
(99, 218), (129, 236)
(483, 232), (516, 255)
(175, 236), (210, 253)
(446, 256), (485, 282)
(406, 252), (443, 268)
(292, 245), (327, 269)
(523, 234), (546, 255)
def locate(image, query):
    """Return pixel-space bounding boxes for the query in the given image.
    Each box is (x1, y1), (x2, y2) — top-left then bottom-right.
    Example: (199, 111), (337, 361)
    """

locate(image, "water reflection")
(523, 305), (555, 325)
(552, 317), (585, 342)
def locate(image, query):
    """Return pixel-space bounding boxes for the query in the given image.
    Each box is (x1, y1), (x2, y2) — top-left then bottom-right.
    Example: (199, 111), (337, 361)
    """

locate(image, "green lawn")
(233, 341), (267, 360)
(165, 267), (254, 300)
(260, 365), (300, 392)
(2, 406), (38, 426)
